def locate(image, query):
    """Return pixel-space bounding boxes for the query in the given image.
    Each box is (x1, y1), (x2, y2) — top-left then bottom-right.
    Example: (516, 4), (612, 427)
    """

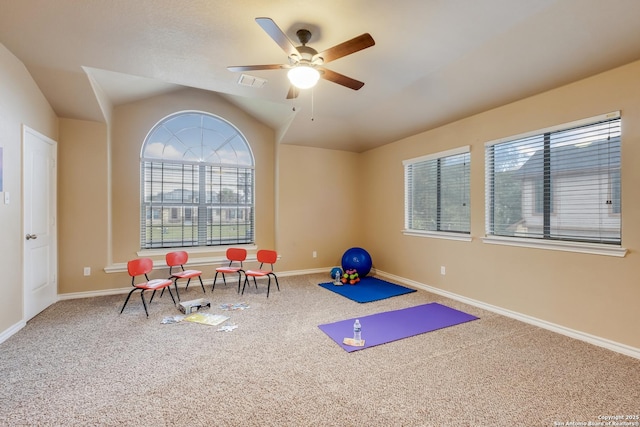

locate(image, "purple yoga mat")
(318, 303), (478, 352)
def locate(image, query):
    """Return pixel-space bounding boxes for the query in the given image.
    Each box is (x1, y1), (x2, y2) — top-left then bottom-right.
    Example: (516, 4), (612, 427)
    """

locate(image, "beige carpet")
(1, 273), (638, 426)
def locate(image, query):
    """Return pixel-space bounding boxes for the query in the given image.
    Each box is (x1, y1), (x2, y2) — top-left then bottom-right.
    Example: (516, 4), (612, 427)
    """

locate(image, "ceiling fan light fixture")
(287, 65), (320, 89)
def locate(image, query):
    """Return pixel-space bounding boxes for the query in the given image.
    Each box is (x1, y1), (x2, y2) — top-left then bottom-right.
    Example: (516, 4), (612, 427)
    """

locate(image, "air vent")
(237, 74), (267, 88)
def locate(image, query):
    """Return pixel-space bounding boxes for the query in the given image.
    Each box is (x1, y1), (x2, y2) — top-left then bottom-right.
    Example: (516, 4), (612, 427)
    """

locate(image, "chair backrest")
(166, 251), (188, 267)
(256, 249), (277, 265)
(227, 247), (247, 262)
(127, 258), (154, 277)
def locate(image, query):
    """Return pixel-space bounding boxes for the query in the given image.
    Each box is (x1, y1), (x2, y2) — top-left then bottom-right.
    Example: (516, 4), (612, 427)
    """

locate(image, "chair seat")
(171, 269), (202, 279)
(216, 266), (242, 274)
(245, 269), (271, 277)
(135, 278), (173, 290)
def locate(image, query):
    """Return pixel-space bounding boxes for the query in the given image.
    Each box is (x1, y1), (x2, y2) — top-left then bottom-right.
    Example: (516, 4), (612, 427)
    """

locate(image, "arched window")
(140, 111), (254, 249)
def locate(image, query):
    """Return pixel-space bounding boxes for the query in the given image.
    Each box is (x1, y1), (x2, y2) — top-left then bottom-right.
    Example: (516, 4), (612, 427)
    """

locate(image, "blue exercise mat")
(318, 276), (416, 303)
(318, 302), (479, 352)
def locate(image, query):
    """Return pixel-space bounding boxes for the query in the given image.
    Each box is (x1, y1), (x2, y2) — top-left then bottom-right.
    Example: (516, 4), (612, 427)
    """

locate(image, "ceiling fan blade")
(315, 33), (375, 64)
(318, 67), (365, 91)
(255, 17), (299, 58)
(227, 64), (288, 72)
(286, 85), (300, 99)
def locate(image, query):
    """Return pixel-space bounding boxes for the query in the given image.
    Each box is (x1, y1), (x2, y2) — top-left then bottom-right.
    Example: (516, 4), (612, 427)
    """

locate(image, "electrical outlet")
(83, 267), (91, 276)
(312, 251), (317, 258)
(440, 266), (446, 275)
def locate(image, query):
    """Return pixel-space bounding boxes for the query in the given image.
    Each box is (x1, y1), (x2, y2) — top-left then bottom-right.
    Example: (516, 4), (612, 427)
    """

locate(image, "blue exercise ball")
(330, 267), (343, 279)
(341, 247), (372, 277)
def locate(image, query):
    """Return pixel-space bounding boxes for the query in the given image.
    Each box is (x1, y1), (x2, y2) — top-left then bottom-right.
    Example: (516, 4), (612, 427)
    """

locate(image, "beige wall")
(361, 59), (640, 349)
(0, 44), (57, 332)
(276, 144), (362, 272)
(58, 118), (109, 294)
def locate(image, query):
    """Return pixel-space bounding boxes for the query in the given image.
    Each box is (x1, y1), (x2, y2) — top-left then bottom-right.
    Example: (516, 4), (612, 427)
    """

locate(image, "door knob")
(25, 233), (38, 240)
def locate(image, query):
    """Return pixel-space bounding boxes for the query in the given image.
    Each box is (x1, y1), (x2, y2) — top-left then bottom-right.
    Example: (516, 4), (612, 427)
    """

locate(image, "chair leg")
(149, 289), (157, 304)
(213, 272), (229, 292)
(159, 285), (169, 300)
(241, 276), (249, 295)
(120, 289), (138, 314)
(212, 272), (219, 292)
(272, 274), (280, 291)
(165, 285), (176, 305)
(140, 291), (149, 317)
(184, 278), (192, 291)
(253, 277), (258, 289)
(173, 279), (181, 301)
(197, 276), (206, 294)
(266, 277), (271, 298)
(160, 283), (172, 298)
(236, 272), (243, 293)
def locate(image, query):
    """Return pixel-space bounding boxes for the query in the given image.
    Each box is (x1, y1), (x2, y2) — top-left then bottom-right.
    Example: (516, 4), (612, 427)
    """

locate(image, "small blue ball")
(330, 267), (343, 279)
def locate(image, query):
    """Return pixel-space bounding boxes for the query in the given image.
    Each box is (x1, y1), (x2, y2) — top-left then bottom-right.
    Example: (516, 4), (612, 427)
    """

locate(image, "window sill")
(482, 236), (627, 257)
(136, 244), (257, 258)
(402, 230), (472, 242)
(103, 244), (258, 274)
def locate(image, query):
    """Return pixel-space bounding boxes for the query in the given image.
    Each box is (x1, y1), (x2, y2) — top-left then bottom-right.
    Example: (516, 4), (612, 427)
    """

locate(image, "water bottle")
(334, 269), (341, 285)
(353, 319), (361, 343)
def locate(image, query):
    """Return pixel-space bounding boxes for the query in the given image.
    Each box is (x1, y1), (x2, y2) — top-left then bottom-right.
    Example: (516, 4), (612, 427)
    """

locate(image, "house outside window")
(533, 179), (554, 215)
(140, 111), (255, 249)
(404, 146), (471, 236)
(485, 112), (621, 245)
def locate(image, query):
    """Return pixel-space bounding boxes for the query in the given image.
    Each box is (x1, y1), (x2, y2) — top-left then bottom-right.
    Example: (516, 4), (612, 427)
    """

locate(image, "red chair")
(120, 258), (175, 317)
(165, 251), (205, 301)
(213, 248), (247, 293)
(242, 249), (279, 298)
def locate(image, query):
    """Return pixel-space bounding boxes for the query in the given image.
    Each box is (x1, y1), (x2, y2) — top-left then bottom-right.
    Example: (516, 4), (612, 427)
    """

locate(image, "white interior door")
(23, 126), (57, 321)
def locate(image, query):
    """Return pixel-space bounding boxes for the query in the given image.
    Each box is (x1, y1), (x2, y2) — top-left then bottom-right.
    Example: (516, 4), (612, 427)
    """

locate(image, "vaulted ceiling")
(2, 0), (640, 152)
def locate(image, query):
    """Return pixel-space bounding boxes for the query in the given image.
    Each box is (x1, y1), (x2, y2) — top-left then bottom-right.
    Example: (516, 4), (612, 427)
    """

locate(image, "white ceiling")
(2, 0), (640, 152)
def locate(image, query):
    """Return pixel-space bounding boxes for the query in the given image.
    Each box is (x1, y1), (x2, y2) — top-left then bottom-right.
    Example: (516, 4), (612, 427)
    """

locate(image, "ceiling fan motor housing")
(296, 29), (312, 45)
(292, 45), (319, 63)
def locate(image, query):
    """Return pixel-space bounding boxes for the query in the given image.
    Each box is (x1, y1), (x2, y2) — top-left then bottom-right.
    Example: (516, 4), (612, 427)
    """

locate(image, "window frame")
(139, 110), (255, 251)
(483, 111), (626, 257)
(403, 146), (472, 242)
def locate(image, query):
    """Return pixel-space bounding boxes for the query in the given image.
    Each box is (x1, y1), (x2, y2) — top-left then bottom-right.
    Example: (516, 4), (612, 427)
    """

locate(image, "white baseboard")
(6, 268), (639, 360)
(277, 267), (328, 277)
(0, 320), (25, 345)
(376, 270), (640, 361)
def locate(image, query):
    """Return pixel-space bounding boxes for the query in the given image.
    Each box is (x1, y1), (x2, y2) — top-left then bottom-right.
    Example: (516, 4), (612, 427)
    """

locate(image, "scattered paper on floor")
(183, 312), (230, 326)
(220, 302), (250, 311)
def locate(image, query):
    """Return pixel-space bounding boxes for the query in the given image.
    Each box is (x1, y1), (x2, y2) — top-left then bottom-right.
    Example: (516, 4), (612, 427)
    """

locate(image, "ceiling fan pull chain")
(311, 88), (315, 122)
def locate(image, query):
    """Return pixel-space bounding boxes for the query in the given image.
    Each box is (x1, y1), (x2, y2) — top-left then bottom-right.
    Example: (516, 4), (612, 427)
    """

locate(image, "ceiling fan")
(228, 17), (375, 99)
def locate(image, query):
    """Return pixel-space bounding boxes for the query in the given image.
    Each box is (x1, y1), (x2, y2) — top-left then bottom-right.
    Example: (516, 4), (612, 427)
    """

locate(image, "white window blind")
(140, 111), (254, 249)
(485, 112), (621, 245)
(404, 146), (470, 234)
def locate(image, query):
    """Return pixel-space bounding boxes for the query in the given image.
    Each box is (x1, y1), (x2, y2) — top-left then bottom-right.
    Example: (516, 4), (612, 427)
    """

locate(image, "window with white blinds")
(140, 111), (254, 249)
(404, 146), (470, 235)
(485, 112), (621, 245)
